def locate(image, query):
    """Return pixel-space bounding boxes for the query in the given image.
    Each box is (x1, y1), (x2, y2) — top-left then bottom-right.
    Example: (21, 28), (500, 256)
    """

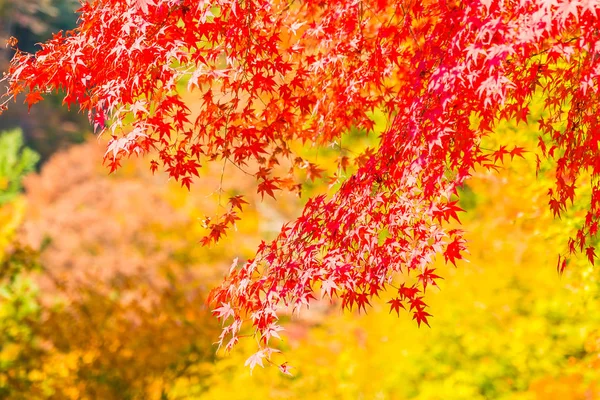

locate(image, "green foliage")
(0, 274), (44, 399)
(0, 129), (39, 205)
(0, 134), (43, 399)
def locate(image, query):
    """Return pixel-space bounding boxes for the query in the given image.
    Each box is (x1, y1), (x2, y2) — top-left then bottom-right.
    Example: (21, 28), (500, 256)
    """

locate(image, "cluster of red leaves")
(3, 0), (600, 369)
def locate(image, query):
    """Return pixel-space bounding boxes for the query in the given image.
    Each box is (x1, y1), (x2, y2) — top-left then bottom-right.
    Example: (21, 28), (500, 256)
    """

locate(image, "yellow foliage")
(0, 197), (25, 263)
(194, 109), (600, 399)
(3, 105), (600, 399)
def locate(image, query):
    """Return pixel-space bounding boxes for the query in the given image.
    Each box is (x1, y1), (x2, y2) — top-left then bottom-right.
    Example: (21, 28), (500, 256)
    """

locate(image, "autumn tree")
(7, 139), (237, 399)
(0, 0), (87, 162)
(2, 0), (600, 368)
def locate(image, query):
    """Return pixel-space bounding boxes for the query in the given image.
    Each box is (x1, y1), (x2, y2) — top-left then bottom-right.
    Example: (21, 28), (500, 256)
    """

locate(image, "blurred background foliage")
(0, 102), (598, 399)
(0, 128), (39, 205)
(194, 114), (600, 400)
(0, 3), (599, 399)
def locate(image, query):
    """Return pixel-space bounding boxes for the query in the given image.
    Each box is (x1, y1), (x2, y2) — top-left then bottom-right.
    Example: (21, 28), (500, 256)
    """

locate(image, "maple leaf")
(586, 246), (596, 266)
(509, 146), (527, 160)
(418, 268), (442, 292)
(228, 195), (249, 211)
(493, 146), (509, 163)
(24, 91), (43, 111)
(305, 162), (325, 181)
(409, 297), (426, 312)
(149, 160), (159, 174)
(444, 236), (466, 267)
(549, 198), (563, 218)
(355, 292), (371, 314)
(132, 0), (154, 14)
(413, 308), (432, 328)
(399, 284), (420, 300)
(181, 176), (192, 191)
(320, 277), (339, 299)
(262, 323), (285, 343)
(244, 350), (266, 373)
(557, 255), (568, 275)
(388, 298), (405, 316)
(257, 178), (280, 200)
(278, 362), (293, 376)
(213, 303), (235, 323)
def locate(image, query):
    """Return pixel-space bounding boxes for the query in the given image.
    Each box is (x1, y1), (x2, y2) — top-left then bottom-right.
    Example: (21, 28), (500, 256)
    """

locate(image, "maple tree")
(2, 0), (600, 369)
(0, 0), (87, 162)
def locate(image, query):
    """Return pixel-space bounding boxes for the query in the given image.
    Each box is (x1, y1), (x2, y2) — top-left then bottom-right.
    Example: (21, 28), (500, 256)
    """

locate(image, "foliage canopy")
(3, 0), (600, 368)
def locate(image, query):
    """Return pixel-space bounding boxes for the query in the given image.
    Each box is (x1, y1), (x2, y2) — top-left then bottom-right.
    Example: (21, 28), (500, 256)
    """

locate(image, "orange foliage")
(16, 140), (230, 398)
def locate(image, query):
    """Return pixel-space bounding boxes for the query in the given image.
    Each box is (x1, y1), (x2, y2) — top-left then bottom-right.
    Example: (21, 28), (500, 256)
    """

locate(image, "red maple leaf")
(418, 268), (442, 292)
(388, 298), (405, 316)
(413, 308), (432, 328)
(24, 91), (43, 110)
(257, 178), (280, 200)
(586, 246), (596, 266)
(228, 195), (249, 211)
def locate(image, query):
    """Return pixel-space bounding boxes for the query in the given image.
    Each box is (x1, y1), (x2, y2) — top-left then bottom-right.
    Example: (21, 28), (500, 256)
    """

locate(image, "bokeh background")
(1, 2), (599, 399)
